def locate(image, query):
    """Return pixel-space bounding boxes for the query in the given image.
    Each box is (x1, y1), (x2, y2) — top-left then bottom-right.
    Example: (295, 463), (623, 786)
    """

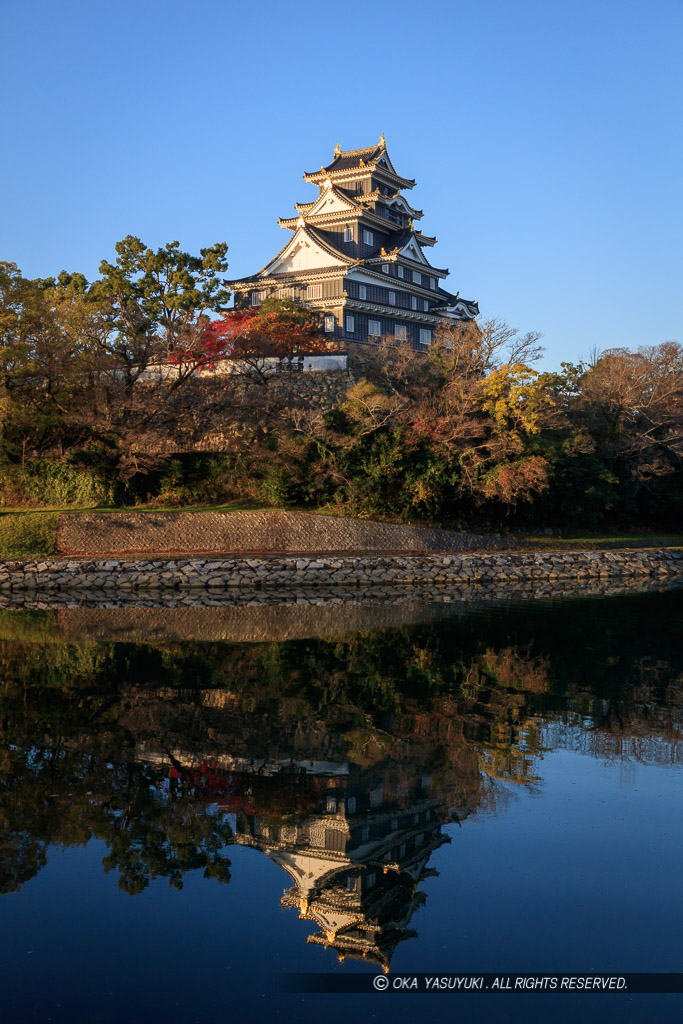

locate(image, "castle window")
(358, 284), (366, 300)
(419, 328), (432, 346)
(325, 830), (345, 852)
(424, 299), (429, 311)
(395, 325), (407, 341)
(381, 265), (389, 274)
(413, 271), (422, 286)
(411, 296), (418, 310)
(368, 319), (381, 337)
(430, 277), (436, 289)
(362, 229), (373, 245)
(326, 796), (337, 813)
(345, 315), (355, 334)
(250, 291), (261, 306)
(397, 266), (404, 278)
(306, 284), (322, 299)
(347, 796), (357, 813)
(388, 291), (396, 305)
(362, 826), (370, 842)
(324, 314), (335, 333)
(343, 226), (352, 242)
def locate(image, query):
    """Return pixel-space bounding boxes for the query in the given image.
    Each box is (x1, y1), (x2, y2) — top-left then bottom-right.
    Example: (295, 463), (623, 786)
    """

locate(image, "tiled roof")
(364, 229), (447, 274)
(293, 184), (360, 217)
(303, 144), (415, 185)
(303, 224), (356, 264)
(375, 227), (412, 252)
(225, 223), (356, 285)
(323, 145), (384, 172)
(433, 288), (480, 317)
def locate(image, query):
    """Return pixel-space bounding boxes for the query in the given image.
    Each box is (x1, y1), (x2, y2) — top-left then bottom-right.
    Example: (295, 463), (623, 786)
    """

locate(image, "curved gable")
(306, 186), (358, 218)
(261, 226), (350, 276)
(399, 236), (431, 266)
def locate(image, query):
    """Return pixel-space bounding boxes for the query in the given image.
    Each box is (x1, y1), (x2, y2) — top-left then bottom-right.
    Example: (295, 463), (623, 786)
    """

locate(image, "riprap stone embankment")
(1, 548), (681, 594)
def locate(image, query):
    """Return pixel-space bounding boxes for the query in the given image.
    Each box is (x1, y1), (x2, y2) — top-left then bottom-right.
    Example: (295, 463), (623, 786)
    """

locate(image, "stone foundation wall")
(266, 367), (355, 407)
(129, 342), (398, 455)
(2, 548), (681, 595)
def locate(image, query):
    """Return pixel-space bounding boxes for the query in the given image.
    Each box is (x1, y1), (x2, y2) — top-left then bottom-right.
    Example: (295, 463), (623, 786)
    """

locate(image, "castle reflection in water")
(228, 766), (452, 972)
(1, 588), (680, 972)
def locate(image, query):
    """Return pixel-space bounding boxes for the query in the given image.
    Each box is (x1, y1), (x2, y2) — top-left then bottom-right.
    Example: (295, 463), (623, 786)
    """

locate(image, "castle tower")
(227, 137), (479, 348)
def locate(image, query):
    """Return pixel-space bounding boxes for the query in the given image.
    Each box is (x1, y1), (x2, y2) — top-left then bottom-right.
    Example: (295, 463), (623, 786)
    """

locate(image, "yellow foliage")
(478, 362), (550, 437)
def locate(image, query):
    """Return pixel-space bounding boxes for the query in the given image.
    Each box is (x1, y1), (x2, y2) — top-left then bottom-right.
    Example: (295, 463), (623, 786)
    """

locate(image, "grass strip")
(0, 512), (58, 557)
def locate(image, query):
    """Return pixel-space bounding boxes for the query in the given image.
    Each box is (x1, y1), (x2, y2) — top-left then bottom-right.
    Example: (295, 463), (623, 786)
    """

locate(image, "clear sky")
(1, 0), (681, 368)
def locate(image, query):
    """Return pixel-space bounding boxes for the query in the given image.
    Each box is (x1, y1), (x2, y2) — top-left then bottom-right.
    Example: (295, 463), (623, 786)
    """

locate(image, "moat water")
(0, 588), (681, 1023)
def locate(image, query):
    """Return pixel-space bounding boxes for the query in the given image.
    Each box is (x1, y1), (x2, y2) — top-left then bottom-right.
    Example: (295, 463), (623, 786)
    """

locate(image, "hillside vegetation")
(1, 248), (681, 532)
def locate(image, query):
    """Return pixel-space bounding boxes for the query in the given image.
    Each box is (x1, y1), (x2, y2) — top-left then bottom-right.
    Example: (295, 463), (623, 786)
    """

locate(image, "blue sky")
(1, 0), (681, 368)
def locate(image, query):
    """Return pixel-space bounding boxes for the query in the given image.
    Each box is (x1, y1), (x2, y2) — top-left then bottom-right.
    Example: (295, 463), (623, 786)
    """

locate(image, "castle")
(227, 137), (479, 348)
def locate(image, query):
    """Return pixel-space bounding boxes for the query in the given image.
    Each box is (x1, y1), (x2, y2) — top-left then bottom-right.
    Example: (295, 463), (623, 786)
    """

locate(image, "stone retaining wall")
(55, 509), (504, 557)
(2, 548), (682, 594)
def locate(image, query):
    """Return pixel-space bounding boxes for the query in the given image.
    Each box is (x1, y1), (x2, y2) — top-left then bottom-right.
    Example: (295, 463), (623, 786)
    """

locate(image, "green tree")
(89, 235), (230, 385)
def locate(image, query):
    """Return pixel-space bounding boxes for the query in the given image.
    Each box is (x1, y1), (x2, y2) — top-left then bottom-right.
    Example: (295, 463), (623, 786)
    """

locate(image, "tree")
(577, 343), (683, 478)
(191, 297), (336, 387)
(0, 263), (97, 460)
(89, 235), (230, 385)
(375, 323), (553, 514)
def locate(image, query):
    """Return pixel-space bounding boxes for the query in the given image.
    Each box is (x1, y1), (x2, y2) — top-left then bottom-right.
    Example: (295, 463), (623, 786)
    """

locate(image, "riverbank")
(0, 575), (677, 639)
(1, 547), (681, 597)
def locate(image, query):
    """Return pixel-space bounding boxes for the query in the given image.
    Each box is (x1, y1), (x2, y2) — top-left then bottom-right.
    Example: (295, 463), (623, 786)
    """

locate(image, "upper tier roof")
(304, 138), (416, 188)
(321, 144), (384, 172)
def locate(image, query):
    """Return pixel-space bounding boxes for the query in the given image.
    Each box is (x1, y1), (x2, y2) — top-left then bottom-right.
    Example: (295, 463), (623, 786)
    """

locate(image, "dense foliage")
(1, 251), (681, 528)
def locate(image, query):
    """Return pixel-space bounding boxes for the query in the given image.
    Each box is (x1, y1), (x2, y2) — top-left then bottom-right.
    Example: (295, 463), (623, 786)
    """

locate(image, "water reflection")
(0, 589), (680, 975)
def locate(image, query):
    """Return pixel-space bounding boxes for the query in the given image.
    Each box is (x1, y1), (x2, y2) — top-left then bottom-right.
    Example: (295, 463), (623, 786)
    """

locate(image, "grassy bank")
(524, 532), (683, 551)
(0, 512), (58, 557)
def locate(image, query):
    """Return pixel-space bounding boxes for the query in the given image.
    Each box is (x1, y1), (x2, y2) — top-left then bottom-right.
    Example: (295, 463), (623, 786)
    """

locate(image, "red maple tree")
(170, 300), (336, 371)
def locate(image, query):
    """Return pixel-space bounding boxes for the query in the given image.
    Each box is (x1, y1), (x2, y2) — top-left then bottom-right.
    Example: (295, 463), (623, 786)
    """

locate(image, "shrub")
(0, 461), (115, 508)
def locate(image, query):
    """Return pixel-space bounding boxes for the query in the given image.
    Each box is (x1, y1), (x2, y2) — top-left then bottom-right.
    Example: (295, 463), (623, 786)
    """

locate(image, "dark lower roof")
(432, 288), (480, 317)
(362, 228), (447, 275)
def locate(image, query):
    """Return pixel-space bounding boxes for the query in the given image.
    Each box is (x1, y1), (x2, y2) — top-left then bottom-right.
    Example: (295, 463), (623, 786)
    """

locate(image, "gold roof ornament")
(380, 247), (386, 256)
(408, 218), (413, 230)
(379, 132), (386, 147)
(296, 215), (305, 228)
(359, 158), (365, 167)
(334, 142), (341, 156)
(323, 178), (332, 190)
